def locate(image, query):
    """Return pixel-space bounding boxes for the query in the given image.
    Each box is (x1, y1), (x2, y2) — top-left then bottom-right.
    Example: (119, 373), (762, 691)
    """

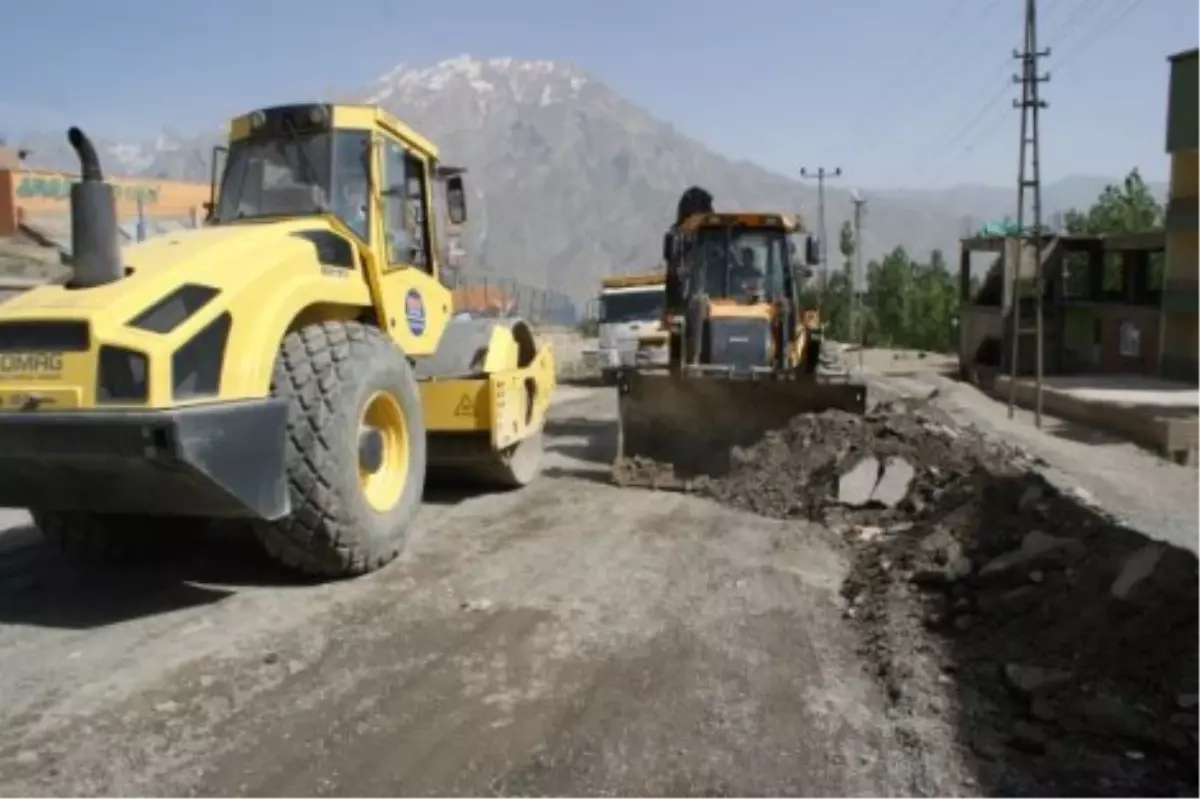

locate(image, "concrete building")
(957, 232), (1166, 377)
(952, 47), (1198, 464)
(1161, 47), (1198, 381)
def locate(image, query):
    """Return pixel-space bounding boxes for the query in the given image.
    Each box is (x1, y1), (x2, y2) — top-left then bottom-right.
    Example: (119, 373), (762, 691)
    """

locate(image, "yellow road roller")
(0, 103), (556, 577)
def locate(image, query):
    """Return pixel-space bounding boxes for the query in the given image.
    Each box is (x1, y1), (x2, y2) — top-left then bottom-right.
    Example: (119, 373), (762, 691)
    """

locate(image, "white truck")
(583, 271), (668, 384)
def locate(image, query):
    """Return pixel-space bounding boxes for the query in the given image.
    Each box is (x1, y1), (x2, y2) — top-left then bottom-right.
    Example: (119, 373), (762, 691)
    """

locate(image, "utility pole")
(851, 191), (866, 373)
(1006, 0), (1050, 426)
(799, 166), (842, 286)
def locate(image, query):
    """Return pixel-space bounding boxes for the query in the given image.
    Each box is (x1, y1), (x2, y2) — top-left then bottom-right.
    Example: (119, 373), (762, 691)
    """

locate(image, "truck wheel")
(255, 321), (426, 578)
(31, 511), (207, 564)
(804, 336), (822, 374)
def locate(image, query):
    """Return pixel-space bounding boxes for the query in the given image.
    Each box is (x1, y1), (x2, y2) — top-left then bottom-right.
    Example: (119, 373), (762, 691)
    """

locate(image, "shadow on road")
(422, 478), (512, 506)
(0, 520), (308, 630)
(544, 415), (618, 466)
(0, 407), (617, 631)
(1040, 417), (1128, 447)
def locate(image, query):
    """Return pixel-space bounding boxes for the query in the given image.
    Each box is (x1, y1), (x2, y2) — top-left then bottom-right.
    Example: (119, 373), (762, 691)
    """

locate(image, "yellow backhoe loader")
(614, 186), (866, 485)
(0, 103), (555, 578)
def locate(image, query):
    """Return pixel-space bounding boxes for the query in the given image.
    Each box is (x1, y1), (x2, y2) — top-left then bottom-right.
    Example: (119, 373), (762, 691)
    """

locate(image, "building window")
(1119, 320), (1141, 358)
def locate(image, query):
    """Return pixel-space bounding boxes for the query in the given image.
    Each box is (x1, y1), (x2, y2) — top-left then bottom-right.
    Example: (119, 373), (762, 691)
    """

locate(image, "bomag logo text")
(0, 353), (64, 373)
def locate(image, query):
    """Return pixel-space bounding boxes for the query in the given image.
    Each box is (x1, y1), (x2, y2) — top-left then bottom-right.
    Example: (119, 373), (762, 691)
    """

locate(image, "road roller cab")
(0, 103), (556, 578)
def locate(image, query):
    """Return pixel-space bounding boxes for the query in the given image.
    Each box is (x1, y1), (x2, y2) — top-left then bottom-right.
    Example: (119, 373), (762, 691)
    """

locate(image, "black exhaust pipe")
(66, 126), (123, 289)
(675, 185), (714, 226)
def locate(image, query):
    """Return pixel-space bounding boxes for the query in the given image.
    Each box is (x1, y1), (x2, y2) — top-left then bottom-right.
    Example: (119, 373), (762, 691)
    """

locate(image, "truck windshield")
(694, 226), (789, 301)
(599, 290), (664, 323)
(213, 129), (372, 239)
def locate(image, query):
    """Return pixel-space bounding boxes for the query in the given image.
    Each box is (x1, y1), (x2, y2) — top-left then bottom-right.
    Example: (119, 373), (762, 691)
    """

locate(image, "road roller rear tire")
(31, 511), (209, 565)
(254, 321), (426, 579)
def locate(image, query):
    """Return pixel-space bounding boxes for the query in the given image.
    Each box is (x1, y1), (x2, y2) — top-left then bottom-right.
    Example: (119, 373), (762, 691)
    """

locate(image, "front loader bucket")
(613, 370), (867, 488)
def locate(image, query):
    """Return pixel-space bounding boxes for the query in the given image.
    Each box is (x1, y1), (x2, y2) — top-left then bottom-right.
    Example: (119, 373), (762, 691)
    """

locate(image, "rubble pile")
(690, 398), (1016, 522)
(685, 400), (1199, 796)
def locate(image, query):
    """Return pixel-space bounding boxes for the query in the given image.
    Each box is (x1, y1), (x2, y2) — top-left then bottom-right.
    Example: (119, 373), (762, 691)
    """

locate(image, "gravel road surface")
(0, 387), (961, 797)
(1, 366), (1193, 797)
(859, 361), (1198, 555)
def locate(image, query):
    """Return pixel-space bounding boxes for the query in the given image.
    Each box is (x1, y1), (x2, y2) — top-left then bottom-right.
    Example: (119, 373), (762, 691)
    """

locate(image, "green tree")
(818, 220), (857, 341)
(1065, 169), (1164, 233)
(864, 246), (915, 347)
(853, 247), (960, 353)
(838, 219), (855, 264)
(1062, 167), (1164, 295)
(821, 269), (853, 342)
(908, 249), (959, 352)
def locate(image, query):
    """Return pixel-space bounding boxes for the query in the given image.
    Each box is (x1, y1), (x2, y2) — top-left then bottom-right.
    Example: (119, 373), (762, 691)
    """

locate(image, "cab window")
(404, 153), (433, 273)
(380, 136), (433, 273)
(381, 138), (407, 268)
(331, 131), (370, 241)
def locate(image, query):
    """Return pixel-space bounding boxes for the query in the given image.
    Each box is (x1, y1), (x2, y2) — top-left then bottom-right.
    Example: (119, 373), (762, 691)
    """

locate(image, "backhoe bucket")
(613, 370), (867, 488)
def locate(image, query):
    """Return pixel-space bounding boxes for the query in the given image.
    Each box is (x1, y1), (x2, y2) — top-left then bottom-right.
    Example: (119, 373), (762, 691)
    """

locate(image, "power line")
(864, 0), (1092, 185)
(904, 0), (1144, 190)
(1043, 0), (1098, 41)
(832, 0), (976, 149)
(841, 1), (1017, 166)
(901, 76), (1015, 188)
(1053, 0), (1148, 72)
(886, 0), (1114, 188)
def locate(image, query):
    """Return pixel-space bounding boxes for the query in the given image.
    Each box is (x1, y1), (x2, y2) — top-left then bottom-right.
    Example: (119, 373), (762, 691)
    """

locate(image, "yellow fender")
(415, 316), (556, 487)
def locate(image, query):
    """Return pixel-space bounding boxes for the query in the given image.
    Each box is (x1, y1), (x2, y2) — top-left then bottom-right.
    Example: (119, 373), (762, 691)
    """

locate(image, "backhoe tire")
(31, 511), (208, 565)
(804, 336), (822, 374)
(254, 321), (426, 579)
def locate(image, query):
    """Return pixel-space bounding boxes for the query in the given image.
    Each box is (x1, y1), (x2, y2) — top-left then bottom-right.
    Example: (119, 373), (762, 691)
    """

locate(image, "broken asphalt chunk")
(837, 456), (879, 507)
(1176, 693), (1198, 710)
(1110, 543), (1164, 600)
(1004, 662), (1073, 696)
(911, 528), (973, 585)
(979, 530), (1086, 578)
(870, 456), (915, 509)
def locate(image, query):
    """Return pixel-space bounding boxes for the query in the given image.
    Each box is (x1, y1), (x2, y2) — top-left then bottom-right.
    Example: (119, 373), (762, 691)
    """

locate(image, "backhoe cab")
(660, 209), (824, 376)
(0, 103), (555, 578)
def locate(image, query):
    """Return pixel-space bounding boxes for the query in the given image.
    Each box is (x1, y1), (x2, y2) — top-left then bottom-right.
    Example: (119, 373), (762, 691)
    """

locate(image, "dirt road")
(0, 388), (958, 797)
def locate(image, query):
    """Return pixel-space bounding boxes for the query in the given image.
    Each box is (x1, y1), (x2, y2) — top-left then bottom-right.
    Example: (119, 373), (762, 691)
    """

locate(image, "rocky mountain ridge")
(10, 56), (1168, 307)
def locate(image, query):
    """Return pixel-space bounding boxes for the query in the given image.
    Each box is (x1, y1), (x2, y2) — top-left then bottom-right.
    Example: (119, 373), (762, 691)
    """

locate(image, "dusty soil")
(0, 388), (966, 797)
(2, 373), (1194, 797)
(662, 395), (1200, 797)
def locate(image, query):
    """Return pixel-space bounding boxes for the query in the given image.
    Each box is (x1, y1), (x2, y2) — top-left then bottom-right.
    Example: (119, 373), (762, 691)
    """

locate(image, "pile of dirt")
(689, 398), (1013, 521)
(673, 399), (1199, 797)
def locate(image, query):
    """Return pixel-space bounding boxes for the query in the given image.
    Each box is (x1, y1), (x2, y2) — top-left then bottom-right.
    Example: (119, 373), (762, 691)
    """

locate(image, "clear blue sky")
(2, 0), (1195, 189)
